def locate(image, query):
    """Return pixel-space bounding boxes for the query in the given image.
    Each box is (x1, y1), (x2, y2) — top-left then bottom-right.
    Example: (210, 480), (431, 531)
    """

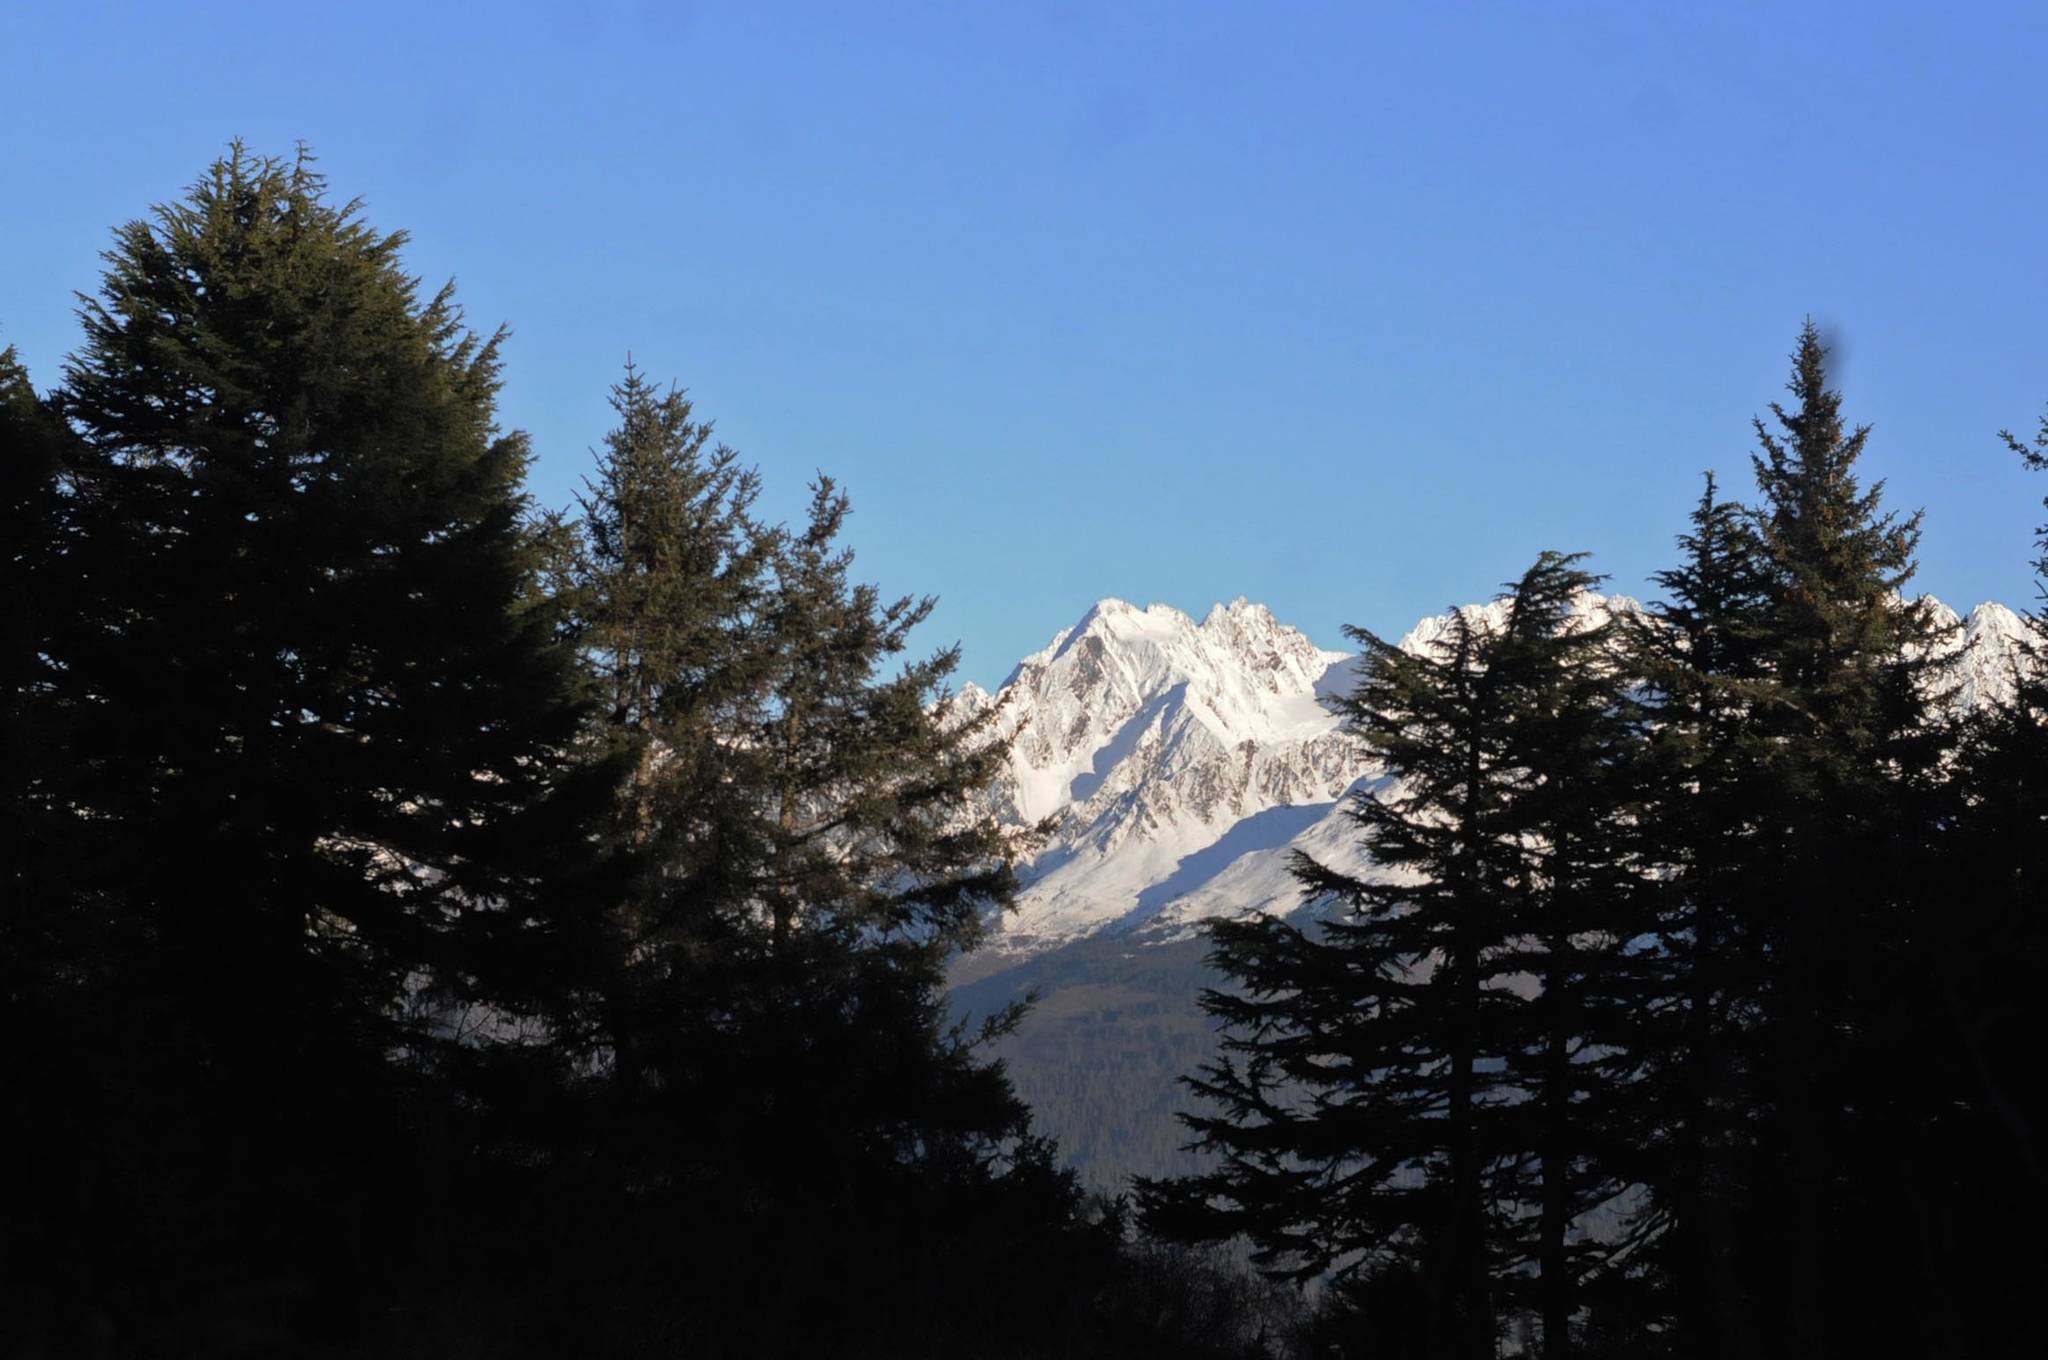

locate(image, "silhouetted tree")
(1142, 553), (1646, 1360)
(1487, 556), (1649, 1360)
(1622, 474), (1777, 1358)
(1738, 323), (1949, 1359)
(1914, 408), (2048, 1358)
(0, 341), (110, 1353)
(546, 364), (777, 1127)
(20, 145), (587, 1349)
(537, 368), (1139, 1354)
(0, 339), (77, 936)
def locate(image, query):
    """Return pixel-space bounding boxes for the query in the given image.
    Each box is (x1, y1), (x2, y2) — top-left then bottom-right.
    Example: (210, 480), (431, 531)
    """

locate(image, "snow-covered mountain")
(962, 592), (2036, 959)
(1930, 598), (2034, 710)
(952, 598), (1368, 948)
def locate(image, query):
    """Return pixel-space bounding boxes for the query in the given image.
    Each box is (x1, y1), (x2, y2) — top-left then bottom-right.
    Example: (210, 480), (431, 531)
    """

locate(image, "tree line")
(1137, 328), (2048, 1358)
(1, 147), (1288, 1358)
(4, 145), (2043, 1359)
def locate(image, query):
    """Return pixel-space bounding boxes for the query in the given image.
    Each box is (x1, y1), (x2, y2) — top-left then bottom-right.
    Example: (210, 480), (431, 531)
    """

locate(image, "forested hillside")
(955, 925), (1226, 1188)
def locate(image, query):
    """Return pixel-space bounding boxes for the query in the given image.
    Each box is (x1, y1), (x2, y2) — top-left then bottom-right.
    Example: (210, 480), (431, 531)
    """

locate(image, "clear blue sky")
(5, 2), (2044, 688)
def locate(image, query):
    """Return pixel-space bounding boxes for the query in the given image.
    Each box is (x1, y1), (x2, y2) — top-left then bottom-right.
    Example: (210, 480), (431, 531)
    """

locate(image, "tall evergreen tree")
(25, 145), (587, 1347)
(1968, 402), (2048, 1221)
(743, 476), (1030, 1175)
(1739, 322), (1949, 1358)
(1623, 474), (1777, 1359)
(1141, 553), (1645, 1360)
(0, 340), (75, 933)
(1487, 557), (1648, 1360)
(0, 341), (111, 1348)
(547, 364), (777, 1118)
(1, 341), (60, 769)
(1144, 596), (1515, 1360)
(543, 371), (1098, 1353)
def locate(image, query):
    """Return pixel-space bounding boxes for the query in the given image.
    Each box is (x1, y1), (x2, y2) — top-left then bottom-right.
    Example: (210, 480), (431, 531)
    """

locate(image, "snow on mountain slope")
(1931, 600), (2034, 710)
(956, 598), (1368, 946)
(967, 592), (2036, 959)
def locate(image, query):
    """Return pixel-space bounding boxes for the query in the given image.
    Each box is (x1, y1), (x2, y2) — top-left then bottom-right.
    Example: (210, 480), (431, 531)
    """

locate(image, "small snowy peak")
(1922, 596), (1963, 632)
(1890, 594), (2037, 712)
(1946, 600), (2037, 710)
(995, 595), (1348, 755)
(1395, 597), (1511, 655)
(1025, 598), (1191, 670)
(1394, 590), (1640, 657)
(1201, 597), (1265, 628)
(1966, 600), (2030, 644)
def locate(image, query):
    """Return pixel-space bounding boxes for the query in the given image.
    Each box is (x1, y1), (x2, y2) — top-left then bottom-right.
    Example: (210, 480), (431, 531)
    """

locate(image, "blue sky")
(5, 1), (2044, 687)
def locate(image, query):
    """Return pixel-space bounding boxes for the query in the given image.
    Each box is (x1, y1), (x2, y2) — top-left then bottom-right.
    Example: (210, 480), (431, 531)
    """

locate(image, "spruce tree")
(745, 476), (1029, 1170)
(0, 342), (110, 1344)
(550, 373), (1075, 1351)
(1739, 322), (1949, 1358)
(1487, 556), (1648, 1360)
(1145, 595), (1516, 1359)
(547, 363), (778, 1118)
(0, 341), (75, 928)
(1623, 475), (1777, 1358)
(35, 145), (587, 1343)
(1141, 553), (1645, 1360)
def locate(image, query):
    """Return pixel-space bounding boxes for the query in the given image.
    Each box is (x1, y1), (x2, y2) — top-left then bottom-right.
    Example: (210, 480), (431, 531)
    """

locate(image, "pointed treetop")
(1749, 319), (1923, 603)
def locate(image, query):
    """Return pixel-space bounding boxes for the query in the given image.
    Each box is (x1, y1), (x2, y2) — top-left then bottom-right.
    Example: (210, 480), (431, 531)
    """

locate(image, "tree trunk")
(1687, 852), (1755, 1360)
(1774, 890), (1827, 1360)
(1443, 939), (1493, 1360)
(1539, 942), (1571, 1360)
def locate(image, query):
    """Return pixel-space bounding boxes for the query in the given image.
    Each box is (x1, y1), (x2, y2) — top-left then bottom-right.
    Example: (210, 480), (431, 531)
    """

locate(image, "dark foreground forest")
(5, 148), (2045, 1358)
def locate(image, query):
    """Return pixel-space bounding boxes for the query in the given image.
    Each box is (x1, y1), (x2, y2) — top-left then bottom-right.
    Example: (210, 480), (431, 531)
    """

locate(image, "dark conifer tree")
(545, 372), (1102, 1354)
(0, 342), (109, 1349)
(0, 341), (75, 922)
(27, 146), (587, 1347)
(1919, 409), (2048, 1358)
(1143, 596), (1515, 1360)
(546, 364), (778, 1122)
(743, 475), (1031, 1177)
(1738, 322), (1949, 1358)
(1487, 556), (1649, 1360)
(1623, 475), (1777, 1359)
(1, 341), (59, 754)
(1142, 553), (1644, 1360)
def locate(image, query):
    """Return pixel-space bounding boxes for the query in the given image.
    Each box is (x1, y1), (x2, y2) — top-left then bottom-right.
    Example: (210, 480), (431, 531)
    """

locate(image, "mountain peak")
(1200, 597), (1295, 644)
(1967, 599), (2029, 635)
(972, 589), (2032, 958)
(1202, 596), (1266, 624)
